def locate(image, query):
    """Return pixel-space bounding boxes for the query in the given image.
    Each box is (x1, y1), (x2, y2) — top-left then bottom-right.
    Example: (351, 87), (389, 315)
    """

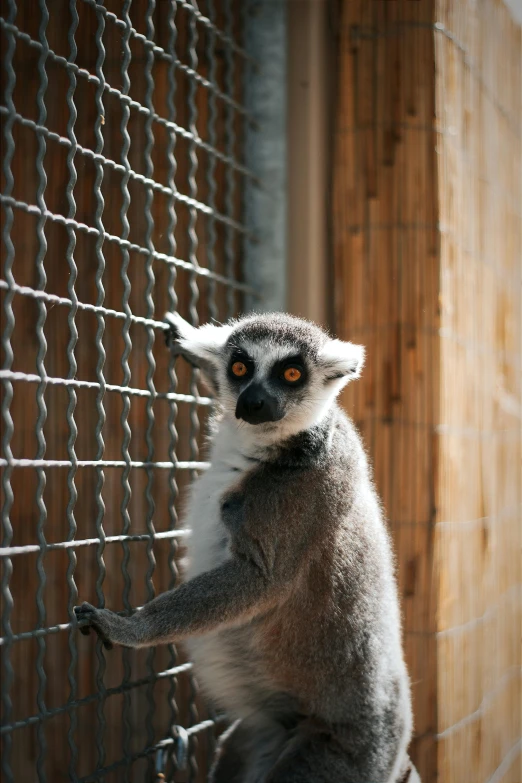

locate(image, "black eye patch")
(270, 355), (307, 387)
(227, 350), (255, 382)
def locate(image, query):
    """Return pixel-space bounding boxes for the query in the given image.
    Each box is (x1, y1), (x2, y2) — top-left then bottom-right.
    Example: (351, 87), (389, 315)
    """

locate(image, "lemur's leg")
(210, 717), (290, 783)
(266, 732), (348, 783)
(266, 725), (415, 783)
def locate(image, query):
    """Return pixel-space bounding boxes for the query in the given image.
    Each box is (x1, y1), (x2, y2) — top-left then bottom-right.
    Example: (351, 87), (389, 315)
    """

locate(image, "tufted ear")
(318, 338), (365, 383)
(164, 312), (233, 391)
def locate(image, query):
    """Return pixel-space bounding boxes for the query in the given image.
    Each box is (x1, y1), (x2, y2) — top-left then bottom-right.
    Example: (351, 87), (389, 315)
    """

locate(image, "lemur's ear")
(164, 312), (233, 391)
(318, 339), (365, 382)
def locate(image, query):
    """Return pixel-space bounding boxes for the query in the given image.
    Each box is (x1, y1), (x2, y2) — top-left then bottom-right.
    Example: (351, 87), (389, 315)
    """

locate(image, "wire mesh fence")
(0, 0), (257, 780)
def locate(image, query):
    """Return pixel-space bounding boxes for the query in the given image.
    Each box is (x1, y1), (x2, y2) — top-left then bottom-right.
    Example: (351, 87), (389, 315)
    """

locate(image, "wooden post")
(333, 1), (521, 781)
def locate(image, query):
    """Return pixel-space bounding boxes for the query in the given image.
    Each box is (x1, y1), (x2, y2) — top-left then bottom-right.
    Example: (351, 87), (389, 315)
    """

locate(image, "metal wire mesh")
(0, 0), (255, 780)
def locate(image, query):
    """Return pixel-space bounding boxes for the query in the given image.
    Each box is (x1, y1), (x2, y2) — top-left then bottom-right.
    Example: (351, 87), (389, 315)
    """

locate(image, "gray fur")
(75, 312), (419, 783)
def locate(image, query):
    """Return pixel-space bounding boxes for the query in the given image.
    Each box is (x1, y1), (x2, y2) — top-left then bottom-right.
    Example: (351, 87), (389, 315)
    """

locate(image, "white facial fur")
(165, 312), (365, 446)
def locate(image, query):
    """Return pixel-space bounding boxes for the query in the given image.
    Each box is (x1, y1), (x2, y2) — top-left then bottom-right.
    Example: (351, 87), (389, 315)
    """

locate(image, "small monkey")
(75, 312), (420, 783)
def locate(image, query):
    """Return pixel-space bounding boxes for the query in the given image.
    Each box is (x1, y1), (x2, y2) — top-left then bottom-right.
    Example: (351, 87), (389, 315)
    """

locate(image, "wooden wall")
(333, 0), (440, 778)
(333, 1), (521, 781)
(434, 1), (521, 781)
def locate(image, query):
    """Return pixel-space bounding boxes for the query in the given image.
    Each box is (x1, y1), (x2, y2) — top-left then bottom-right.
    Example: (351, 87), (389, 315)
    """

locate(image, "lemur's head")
(165, 312), (364, 439)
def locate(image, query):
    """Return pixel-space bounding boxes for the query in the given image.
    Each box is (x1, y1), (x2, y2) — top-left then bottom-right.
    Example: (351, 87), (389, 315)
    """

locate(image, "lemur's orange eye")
(232, 361), (248, 377)
(283, 367), (302, 383)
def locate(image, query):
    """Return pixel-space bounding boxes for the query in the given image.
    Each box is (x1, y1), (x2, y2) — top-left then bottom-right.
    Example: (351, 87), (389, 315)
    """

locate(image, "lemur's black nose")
(235, 383), (281, 425)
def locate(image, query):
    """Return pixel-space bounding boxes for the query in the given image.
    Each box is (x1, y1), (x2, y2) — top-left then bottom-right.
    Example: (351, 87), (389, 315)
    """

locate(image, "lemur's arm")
(75, 554), (275, 649)
(75, 463), (324, 650)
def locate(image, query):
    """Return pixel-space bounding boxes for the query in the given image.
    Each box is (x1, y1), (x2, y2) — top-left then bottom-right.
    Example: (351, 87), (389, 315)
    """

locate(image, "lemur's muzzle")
(235, 383), (282, 425)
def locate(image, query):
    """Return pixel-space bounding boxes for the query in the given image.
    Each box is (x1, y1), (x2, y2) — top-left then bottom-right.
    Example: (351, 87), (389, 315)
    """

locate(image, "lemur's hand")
(75, 603), (142, 649)
(163, 312), (202, 369)
(74, 602), (122, 650)
(163, 312), (185, 354)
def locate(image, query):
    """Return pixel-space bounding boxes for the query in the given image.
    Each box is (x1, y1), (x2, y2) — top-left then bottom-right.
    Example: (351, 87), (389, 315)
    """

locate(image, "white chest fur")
(183, 417), (258, 580)
(182, 418), (270, 717)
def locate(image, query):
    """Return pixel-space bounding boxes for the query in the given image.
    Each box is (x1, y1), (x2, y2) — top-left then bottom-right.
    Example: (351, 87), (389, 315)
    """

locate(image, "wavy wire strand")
(185, 6), (201, 779)
(65, 1), (79, 778)
(92, 1), (108, 771)
(143, 0), (159, 772)
(34, 3), (50, 780)
(205, 0), (218, 324)
(165, 4), (181, 773)
(0, 2), (17, 781)
(224, 0), (236, 319)
(118, 1), (133, 778)
(203, 1), (219, 766)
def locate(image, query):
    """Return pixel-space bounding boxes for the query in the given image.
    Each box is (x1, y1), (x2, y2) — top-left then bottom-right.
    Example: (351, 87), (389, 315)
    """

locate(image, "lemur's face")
(224, 342), (308, 426)
(165, 312), (364, 437)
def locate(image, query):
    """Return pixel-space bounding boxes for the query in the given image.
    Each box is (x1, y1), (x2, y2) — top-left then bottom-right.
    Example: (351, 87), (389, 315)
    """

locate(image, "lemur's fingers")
(163, 312), (185, 351)
(74, 602), (114, 650)
(164, 321), (179, 348)
(74, 601), (96, 625)
(164, 313), (202, 369)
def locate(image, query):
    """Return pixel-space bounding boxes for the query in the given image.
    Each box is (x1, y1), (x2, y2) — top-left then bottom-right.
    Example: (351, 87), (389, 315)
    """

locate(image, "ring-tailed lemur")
(75, 312), (420, 783)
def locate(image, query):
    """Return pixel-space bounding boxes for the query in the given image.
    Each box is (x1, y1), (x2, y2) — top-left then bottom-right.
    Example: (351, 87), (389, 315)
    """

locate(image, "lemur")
(75, 312), (420, 783)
